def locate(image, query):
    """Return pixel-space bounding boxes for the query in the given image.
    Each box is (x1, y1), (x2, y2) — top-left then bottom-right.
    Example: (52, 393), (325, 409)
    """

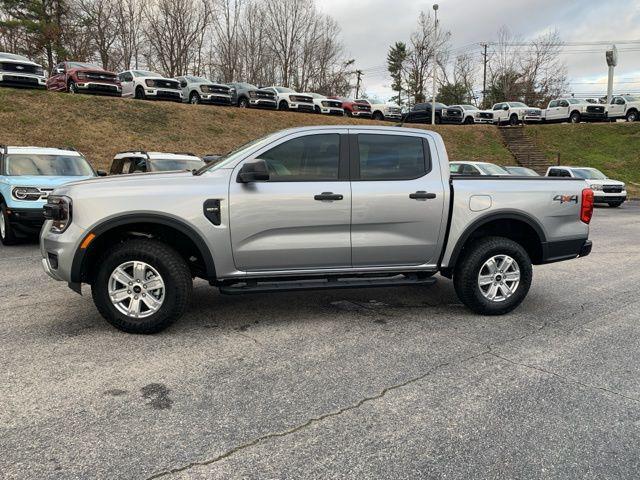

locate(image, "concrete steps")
(498, 126), (553, 174)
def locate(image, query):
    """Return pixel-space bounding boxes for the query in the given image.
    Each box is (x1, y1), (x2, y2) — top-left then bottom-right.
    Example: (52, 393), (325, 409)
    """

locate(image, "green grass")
(525, 123), (640, 198)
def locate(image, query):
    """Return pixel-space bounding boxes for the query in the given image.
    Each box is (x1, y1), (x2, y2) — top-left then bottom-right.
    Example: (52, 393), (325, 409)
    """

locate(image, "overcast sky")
(317, 0), (640, 102)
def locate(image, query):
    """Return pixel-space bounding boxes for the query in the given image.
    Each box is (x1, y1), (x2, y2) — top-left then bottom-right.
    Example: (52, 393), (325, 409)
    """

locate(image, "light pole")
(431, 4), (439, 125)
(606, 45), (618, 105)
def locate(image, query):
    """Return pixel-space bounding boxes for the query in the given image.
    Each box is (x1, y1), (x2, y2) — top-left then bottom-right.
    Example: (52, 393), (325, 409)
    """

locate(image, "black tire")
(372, 111), (384, 121)
(278, 100), (289, 111)
(135, 86), (145, 100)
(68, 80), (78, 94)
(453, 236), (532, 316)
(569, 111), (581, 123)
(314, 105), (321, 114)
(509, 114), (519, 126)
(238, 97), (249, 108)
(346, 110), (353, 117)
(0, 202), (18, 245)
(92, 239), (192, 334)
(464, 116), (474, 124)
(189, 91), (200, 104)
(608, 201), (624, 208)
(626, 110), (638, 122)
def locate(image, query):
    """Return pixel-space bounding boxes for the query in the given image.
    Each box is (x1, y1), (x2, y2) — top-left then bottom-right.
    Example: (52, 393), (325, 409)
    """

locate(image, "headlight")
(474, 113), (480, 118)
(591, 184), (603, 191)
(12, 186), (41, 201)
(321, 101), (329, 107)
(249, 91), (257, 98)
(145, 79), (158, 88)
(76, 72), (87, 80)
(35, 67), (45, 76)
(43, 195), (72, 234)
(229, 87), (236, 93)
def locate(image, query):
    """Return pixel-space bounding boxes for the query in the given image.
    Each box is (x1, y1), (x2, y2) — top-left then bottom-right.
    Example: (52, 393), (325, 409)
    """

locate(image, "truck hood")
(62, 171), (193, 189)
(3, 175), (94, 188)
(585, 179), (625, 187)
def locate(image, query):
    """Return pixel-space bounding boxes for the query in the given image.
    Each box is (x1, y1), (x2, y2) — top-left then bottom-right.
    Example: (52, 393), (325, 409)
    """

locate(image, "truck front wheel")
(509, 114), (519, 126)
(92, 239), (193, 334)
(0, 202), (18, 245)
(453, 236), (532, 315)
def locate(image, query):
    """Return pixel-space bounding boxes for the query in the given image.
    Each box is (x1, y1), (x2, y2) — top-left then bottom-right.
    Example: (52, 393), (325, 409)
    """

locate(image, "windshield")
(67, 62), (100, 69)
(306, 93), (323, 98)
(477, 163), (509, 175)
(461, 105), (478, 110)
(567, 99), (582, 104)
(148, 158), (204, 172)
(238, 83), (256, 89)
(508, 102), (527, 108)
(195, 134), (275, 175)
(571, 168), (607, 180)
(275, 87), (294, 93)
(506, 166), (538, 176)
(133, 70), (160, 78)
(4, 154), (94, 176)
(623, 95), (638, 102)
(0, 52), (30, 62)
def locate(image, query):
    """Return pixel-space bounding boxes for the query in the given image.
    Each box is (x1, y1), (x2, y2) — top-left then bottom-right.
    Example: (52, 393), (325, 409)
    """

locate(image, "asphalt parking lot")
(1, 202), (639, 480)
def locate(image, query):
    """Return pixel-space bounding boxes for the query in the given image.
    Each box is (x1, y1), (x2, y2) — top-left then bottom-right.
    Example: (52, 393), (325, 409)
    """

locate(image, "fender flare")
(70, 213), (217, 283)
(446, 210), (548, 269)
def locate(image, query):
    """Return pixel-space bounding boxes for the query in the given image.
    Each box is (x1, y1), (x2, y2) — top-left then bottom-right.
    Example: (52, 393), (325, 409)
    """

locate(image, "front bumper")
(441, 116), (463, 124)
(0, 73), (46, 89)
(474, 117), (494, 124)
(249, 98), (277, 108)
(200, 93), (233, 105)
(319, 107), (344, 115)
(289, 103), (315, 112)
(40, 221), (86, 283)
(351, 111), (372, 118)
(523, 115), (543, 122)
(5, 207), (45, 237)
(75, 82), (122, 96)
(144, 88), (183, 102)
(582, 112), (607, 121)
(593, 193), (627, 203)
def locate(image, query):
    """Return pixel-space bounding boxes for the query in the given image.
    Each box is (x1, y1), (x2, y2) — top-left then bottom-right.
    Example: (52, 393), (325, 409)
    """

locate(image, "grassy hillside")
(526, 123), (640, 198)
(0, 88), (511, 170)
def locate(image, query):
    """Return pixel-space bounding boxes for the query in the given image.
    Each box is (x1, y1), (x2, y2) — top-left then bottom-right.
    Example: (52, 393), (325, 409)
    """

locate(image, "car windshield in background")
(509, 102), (527, 108)
(196, 134), (275, 175)
(148, 159), (205, 172)
(506, 167), (538, 176)
(0, 52), (30, 62)
(275, 87), (294, 93)
(67, 62), (100, 69)
(572, 168), (607, 180)
(238, 83), (257, 89)
(623, 95), (638, 102)
(133, 70), (160, 77)
(4, 154), (94, 176)
(568, 99), (582, 104)
(477, 164), (509, 175)
(186, 76), (209, 83)
(461, 105), (478, 110)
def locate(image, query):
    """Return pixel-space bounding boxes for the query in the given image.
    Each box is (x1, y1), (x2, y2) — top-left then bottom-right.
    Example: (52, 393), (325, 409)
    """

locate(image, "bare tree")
(209, 0), (243, 82)
(78, 0), (119, 69)
(113, 0), (144, 70)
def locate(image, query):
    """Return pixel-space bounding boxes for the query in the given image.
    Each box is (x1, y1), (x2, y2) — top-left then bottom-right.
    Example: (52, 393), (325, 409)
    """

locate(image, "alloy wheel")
(108, 261), (165, 318)
(477, 254), (521, 302)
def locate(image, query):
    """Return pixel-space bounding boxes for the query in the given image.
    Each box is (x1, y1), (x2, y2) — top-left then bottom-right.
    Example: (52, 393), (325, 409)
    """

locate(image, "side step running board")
(219, 274), (436, 295)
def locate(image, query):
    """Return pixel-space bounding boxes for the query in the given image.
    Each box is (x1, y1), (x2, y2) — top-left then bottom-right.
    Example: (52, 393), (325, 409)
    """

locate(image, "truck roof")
(4, 146), (82, 156)
(113, 151), (201, 161)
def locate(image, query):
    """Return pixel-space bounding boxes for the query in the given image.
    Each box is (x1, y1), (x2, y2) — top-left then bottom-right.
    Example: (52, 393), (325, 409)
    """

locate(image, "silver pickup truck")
(40, 126), (594, 334)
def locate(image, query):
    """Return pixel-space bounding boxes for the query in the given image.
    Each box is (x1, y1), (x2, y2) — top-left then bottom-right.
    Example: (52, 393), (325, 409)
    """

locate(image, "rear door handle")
(314, 192), (343, 201)
(409, 191), (437, 200)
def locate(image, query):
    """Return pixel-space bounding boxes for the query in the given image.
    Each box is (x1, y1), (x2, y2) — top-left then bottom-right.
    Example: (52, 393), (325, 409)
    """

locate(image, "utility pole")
(431, 4), (439, 125)
(481, 43), (488, 108)
(355, 70), (363, 98)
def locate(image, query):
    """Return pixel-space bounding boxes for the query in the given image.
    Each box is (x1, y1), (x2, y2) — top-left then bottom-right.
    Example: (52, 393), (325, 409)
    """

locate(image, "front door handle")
(314, 192), (343, 201)
(409, 191), (437, 200)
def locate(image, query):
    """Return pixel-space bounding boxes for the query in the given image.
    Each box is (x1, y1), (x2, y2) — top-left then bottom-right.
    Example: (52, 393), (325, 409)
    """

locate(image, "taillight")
(581, 188), (594, 224)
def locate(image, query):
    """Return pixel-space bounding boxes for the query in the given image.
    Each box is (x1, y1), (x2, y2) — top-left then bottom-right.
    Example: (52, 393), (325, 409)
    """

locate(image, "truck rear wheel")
(453, 236), (532, 315)
(509, 114), (519, 126)
(92, 239), (192, 334)
(0, 202), (18, 245)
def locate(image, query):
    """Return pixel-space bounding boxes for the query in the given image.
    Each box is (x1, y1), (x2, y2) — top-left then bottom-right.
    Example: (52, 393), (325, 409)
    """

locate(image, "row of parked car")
(4, 52), (638, 125)
(0, 144), (628, 245)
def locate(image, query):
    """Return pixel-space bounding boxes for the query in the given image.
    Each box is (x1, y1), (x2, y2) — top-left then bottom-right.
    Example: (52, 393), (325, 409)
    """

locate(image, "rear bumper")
(540, 238), (591, 264)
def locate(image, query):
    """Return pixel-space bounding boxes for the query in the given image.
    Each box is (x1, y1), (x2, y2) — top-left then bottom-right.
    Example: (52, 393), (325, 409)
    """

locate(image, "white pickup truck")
(543, 98), (607, 123)
(607, 95), (640, 122)
(355, 100), (403, 121)
(491, 102), (543, 125)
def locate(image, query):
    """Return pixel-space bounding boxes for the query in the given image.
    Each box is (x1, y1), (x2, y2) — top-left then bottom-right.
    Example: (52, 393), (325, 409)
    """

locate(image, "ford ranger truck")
(40, 126), (593, 334)
(1, 146), (97, 244)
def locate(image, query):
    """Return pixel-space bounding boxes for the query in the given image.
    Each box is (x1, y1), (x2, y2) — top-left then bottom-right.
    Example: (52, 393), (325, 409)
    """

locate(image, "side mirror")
(55, 67), (64, 74)
(96, 169), (108, 177)
(237, 159), (270, 183)
(502, 105), (509, 110)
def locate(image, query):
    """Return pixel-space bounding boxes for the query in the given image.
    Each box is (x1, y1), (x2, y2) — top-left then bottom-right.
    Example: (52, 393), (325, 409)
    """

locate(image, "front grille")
(525, 109), (541, 116)
(479, 112), (493, 119)
(444, 109), (462, 116)
(602, 185), (623, 193)
(587, 106), (605, 113)
(85, 72), (117, 82)
(0, 62), (37, 74)
(203, 84), (230, 95)
(292, 95), (312, 103)
(1, 75), (38, 85)
(328, 101), (342, 108)
(388, 108), (401, 114)
(353, 104), (371, 112)
(157, 80), (179, 89)
(257, 90), (275, 99)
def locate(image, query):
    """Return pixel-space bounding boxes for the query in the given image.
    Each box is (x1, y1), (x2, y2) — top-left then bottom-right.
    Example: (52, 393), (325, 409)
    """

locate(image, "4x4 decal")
(553, 194), (578, 204)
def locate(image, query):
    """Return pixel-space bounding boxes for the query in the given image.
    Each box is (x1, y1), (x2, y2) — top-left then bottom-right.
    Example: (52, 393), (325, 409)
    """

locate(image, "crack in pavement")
(488, 352), (640, 405)
(144, 348), (489, 480)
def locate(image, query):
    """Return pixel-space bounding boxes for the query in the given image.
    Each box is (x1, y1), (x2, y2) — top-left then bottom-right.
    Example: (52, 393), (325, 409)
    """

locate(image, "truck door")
(545, 100), (560, 121)
(229, 130), (351, 271)
(493, 103), (505, 123)
(349, 131), (446, 266)
(119, 71), (135, 98)
(609, 96), (626, 118)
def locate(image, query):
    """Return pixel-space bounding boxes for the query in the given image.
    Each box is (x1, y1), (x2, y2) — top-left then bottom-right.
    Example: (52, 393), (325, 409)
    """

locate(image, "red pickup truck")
(332, 97), (373, 118)
(46, 61), (121, 97)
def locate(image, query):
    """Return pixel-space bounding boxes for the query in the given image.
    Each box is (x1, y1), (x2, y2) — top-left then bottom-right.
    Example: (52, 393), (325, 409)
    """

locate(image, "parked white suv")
(543, 98), (607, 123)
(0, 52), (46, 89)
(546, 166), (627, 207)
(118, 70), (183, 102)
(303, 93), (344, 115)
(263, 86), (314, 112)
(491, 102), (543, 125)
(449, 161), (510, 176)
(607, 95), (640, 122)
(355, 99), (402, 121)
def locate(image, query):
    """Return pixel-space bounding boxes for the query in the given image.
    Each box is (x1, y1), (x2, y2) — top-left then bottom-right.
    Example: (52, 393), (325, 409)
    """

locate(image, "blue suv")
(0, 146), (98, 244)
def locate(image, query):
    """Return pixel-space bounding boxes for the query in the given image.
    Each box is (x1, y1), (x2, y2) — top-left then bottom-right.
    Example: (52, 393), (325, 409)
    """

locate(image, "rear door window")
(354, 134), (429, 180)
